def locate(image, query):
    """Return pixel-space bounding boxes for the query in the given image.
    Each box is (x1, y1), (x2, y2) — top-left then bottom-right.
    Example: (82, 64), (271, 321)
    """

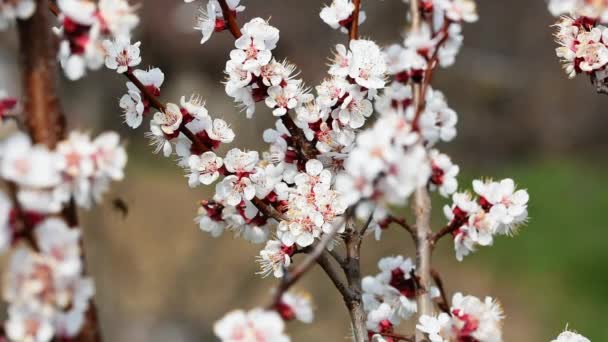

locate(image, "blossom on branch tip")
(429, 149), (459, 197)
(55, 0), (139, 80)
(103, 38), (142, 73)
(320, 0), (366, 34)
(257, 240), (294, 278)
(188, 151), (223, 186)
(417, 292), (503, 342)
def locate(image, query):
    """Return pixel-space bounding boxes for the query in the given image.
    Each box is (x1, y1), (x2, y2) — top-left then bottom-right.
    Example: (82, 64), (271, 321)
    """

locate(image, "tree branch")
(316, 251), (354, 300)
(431, 268), (450, 314)
(343, 216), (366, 342)
(17, 1), (101, 340)
(430, 222), (458, 247)
(349, 0), (361, 40)
(280, 114), (317, 161)
(217, 0), (242, 39)
(271, 216), (344, 306)
(251, 197), (287, 222)
(123, 70), (209, 154)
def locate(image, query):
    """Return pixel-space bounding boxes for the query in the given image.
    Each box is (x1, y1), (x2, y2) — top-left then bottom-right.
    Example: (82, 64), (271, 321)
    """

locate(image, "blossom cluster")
(193, 0), (245, 44)
(54, 0), (139, 80)
(362, 256), (440, 338)
(553, 16), (608, 81)
(213, 291), (313, 341)
(4, 220), (94, 341)
(0, 92), (126, 340)
(416, 292), (504, 342)
(383, 0), (478, 85)
(89, 0), (585, 341)
(444, 178), (529, 261)
(549, 0), (608, 23)
(2, 131), (127, 212)
(320, 0), (367, 34)
(0, 0), (35, 30)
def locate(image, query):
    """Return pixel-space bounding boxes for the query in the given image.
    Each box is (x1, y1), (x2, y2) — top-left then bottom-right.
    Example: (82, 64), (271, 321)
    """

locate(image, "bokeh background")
(1, 0), (607, 341)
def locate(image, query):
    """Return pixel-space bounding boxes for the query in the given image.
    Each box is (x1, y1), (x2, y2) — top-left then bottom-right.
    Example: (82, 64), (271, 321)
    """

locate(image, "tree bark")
(17, 0), (65, 147)
(413, 187), (433, 342)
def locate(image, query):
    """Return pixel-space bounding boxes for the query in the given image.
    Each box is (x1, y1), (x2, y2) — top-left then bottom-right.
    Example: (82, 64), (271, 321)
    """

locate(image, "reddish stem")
(349, 0), (361, 40)
(217, 0), (242, 38)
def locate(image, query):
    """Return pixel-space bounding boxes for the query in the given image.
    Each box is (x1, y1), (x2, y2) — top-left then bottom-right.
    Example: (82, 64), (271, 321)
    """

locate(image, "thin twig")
(280, 114), (317, 161)
(349, 0), (361, 40)
(271, 216), (346, 306)
(123, 70), (209, 154)
(412, 22), (450, 130)
(431, 268), (450, 314)
(217, 0), (242, 38)
(357, 209), (375, 241)
(251, 197), (287, 222)
(389, 215), (416, 240)
(430, 222), (457, 246)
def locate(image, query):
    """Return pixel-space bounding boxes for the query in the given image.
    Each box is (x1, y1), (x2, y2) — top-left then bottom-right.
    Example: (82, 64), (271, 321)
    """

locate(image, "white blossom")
(102, 38), (141, 73)
(214, 309), (290, 342)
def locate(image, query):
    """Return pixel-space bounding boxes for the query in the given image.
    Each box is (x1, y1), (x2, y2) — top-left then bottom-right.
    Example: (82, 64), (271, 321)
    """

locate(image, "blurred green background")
(1, 0), (607, 341)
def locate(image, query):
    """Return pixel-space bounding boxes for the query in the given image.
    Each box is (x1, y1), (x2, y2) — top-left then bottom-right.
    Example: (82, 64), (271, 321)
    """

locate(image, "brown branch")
(280, 114), (317, 161)
(48, 1), (59, 16)
(251, 197), (287, 222)
(17, 2), (65, 148)
(430, 222), (457, 246)
(271, 218), (344, 306)
(389, 215), (416, 240)
(217, 0), (242, 38)
(17, 1), (101, 340)
(349, 0), (361, 40)
(431, 268), (450, 314)
(327, 247), (346, 267)
(357, 209), (376, 242)
(412, 22), (449, 130)
(342, 216), (366, 342)
(123, 70), (209, 153)
(590, 73), (608, 94)
(316, 251), (354, 300)
(412, 187), (434, 342)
